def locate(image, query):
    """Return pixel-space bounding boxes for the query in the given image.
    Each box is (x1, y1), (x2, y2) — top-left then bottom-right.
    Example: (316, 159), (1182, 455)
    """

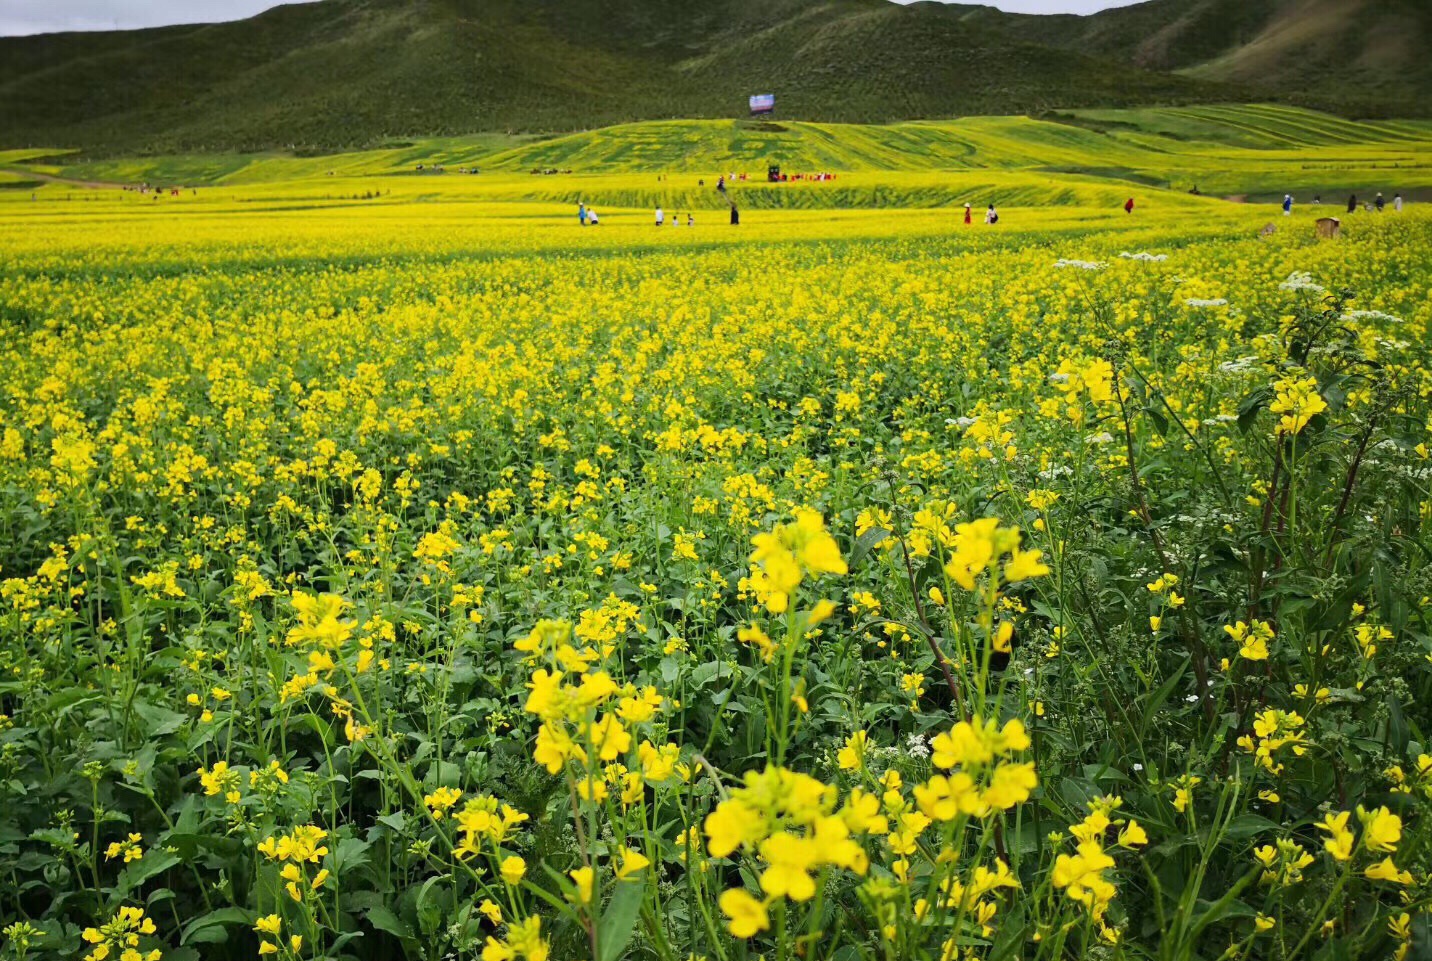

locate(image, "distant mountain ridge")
(949, 0), (1430, 110)
(0, 0), (1424, 155)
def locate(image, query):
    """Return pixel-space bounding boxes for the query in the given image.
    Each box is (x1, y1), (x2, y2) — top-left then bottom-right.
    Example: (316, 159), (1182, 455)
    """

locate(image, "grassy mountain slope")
(25, 106), (1429, 206)
(0, 0), (1229, 154)
(1180, 0), (1432, 108)
(951, 0), (1432, 114)
(1, 0), (1424, 156)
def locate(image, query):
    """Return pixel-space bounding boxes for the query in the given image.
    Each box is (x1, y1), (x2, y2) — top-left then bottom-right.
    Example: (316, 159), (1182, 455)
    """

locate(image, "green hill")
(29, 106), (1431, 208)
(0, 0), (1228, 155)
(952, 0), (1432, 116)
(0, 0), (1425, 157)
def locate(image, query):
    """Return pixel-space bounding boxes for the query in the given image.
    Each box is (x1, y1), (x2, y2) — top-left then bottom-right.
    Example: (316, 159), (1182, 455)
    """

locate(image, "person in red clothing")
(964, 203), (972, 225)
(1124, 197), (1135, 214)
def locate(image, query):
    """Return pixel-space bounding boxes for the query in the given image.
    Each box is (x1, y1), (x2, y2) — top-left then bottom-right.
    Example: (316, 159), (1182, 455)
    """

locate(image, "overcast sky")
(0, 0), (1142, 36)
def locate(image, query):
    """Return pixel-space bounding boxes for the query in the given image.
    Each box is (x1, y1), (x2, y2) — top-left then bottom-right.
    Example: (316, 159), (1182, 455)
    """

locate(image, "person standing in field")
(578, 202), (587, 226)
(1394, 193), (1403, 212)
(1348, 194), (1358, 213)
(1375, 193), (1385, 212)
(985, 204), (998, 224)
(964, 203), (972, 225)
(1124, 197), (1135, 214)
(655, 206), (664, 227)
(1282, 194), (1293, 216)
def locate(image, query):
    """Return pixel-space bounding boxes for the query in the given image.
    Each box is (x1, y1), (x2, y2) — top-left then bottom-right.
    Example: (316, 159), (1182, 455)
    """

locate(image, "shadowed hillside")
(0, 0), (1425, 156)
(0, 0), (1227, 154)
(951, 0), (1432, 115)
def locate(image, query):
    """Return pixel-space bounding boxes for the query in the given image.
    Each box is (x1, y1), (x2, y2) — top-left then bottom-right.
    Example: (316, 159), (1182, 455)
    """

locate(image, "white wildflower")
(1344, 309), (1403, 325)
(1279, 271), (1325, 294)
(1218, 356), (1259, 374)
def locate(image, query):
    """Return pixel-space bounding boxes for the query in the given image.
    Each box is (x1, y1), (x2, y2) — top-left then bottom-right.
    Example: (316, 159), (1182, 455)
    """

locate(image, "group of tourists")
(654, 207), (695, 227)
(1283, 192), (1405, 215)
(579, 183), (1409, 231)
(574, 203), (722, 227)
(1342, 192), (1403, 214)
(963, 203), (999, 224)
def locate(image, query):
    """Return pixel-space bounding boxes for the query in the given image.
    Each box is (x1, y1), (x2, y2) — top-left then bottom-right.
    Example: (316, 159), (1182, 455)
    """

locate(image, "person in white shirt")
(1394, 193), (1403, 212)
(655, 207), (664, 227)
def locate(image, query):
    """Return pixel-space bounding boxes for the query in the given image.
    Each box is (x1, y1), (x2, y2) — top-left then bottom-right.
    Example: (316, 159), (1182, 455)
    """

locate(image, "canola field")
(1, 167), (1431, 961)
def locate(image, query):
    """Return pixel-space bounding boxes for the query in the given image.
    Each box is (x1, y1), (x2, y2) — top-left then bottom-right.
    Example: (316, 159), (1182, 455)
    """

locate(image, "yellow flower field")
(1, 183), (1430, 961)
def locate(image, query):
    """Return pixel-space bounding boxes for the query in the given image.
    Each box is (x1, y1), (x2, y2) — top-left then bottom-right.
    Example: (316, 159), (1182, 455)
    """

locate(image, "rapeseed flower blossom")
(1269, 376), (1328, 436)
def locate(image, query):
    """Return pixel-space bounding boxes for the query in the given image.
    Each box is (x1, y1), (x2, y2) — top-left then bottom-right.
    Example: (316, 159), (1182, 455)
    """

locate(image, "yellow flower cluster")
(518, 619), (684, 809)
(1237, 708), (1307, 774)
(81, 906), (161, 961)
(258, 825), (331, 902)
(252, 915), (301, 957)
(920, 716), (1037, 817)
(1051, 797), (1147, 943)
(1226, 618), (1275, 661)
(747, 509), (847, 613)
(1317, 806), (1403, 868)
(706, 766), (880, 936)
(1269, 375), (1328, 436)
(451, 795), (529, 859)
(941, 517), (1048, 593)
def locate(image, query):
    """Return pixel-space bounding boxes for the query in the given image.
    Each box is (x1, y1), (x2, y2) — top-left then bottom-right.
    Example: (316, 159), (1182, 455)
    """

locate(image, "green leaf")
(1236, 386), (1272, 434)
(1222, 814), (1281, 839)
(332, 835), (372, 874)
(180, 907), (251, 945)
(132, 700), (188, 737)
(365, 904), (415, 944)
(117, 850), (182, 894)
(687, 660), (727, 689)
(1388, 695), (1410, 754)
(423, 760), (462, 789)
(1138, 656), (1190, 740)
(1144, 405), (1169, 437)
(599, 879), (646, 961)
(164, 833), (245, 860)
(416, 876), (446, 936)
(376, 812), (407, 833)
(847, 527), (892, 570)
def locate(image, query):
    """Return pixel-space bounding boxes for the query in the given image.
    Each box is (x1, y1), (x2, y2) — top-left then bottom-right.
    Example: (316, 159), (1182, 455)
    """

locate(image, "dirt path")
(1, 167), (129, 189)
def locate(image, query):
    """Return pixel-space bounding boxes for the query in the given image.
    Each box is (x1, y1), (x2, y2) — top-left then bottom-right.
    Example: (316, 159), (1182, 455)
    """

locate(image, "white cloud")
(897, 0), (1143, 11)
(0, 0), (1144, 36)
(0, 0), (321, 36)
